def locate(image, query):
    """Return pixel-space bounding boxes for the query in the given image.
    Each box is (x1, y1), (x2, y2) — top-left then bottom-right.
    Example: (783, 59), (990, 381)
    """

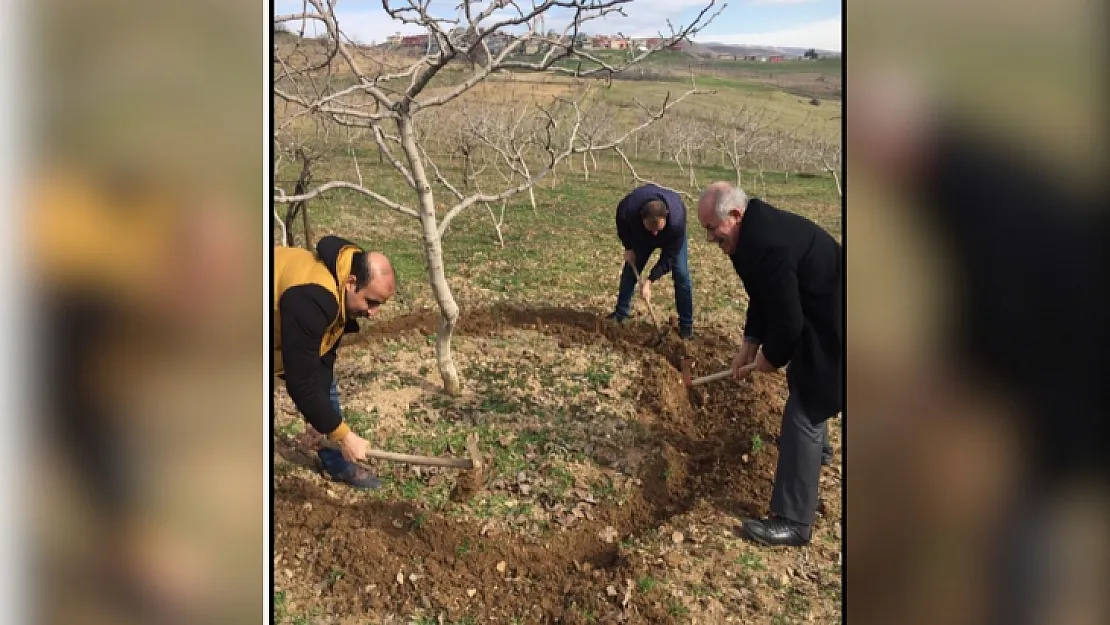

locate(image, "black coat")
(730, 198), (843, 422)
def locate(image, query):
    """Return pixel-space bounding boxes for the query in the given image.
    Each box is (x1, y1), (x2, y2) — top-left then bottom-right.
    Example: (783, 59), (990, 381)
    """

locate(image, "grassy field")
(276, 154), (839, 311)
(274, 41), (842, 623)
(273, 149), (841, 623)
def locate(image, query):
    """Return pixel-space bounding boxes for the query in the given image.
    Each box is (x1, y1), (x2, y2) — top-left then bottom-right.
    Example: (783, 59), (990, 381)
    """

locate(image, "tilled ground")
(274, 305), (842, 624)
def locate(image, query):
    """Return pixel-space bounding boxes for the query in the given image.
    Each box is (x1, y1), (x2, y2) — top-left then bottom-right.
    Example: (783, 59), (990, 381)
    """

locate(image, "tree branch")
(274, 181), (419, 219)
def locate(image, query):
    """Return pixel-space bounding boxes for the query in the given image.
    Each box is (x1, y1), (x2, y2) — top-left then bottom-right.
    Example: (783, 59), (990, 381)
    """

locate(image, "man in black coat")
(696, 181), (843, 547)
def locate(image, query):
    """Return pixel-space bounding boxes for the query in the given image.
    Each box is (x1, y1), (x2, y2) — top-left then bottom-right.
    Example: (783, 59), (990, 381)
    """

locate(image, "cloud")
(700, 17), (841, 51)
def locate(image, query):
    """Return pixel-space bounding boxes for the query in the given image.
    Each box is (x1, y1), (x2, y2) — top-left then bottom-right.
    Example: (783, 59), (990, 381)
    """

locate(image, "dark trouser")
(316, 381), (354, 476)
(614, 237), (694, 328)
(770, 389), (829, 528)
(45, 295), (131, 519)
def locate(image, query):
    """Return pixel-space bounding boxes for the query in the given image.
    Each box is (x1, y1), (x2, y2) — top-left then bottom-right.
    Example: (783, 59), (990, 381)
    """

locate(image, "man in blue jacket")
(608, 184), (694, 338)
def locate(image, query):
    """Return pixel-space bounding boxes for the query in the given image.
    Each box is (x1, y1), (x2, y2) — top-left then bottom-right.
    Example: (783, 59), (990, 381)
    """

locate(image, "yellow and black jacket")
(274, 236), (363, 441)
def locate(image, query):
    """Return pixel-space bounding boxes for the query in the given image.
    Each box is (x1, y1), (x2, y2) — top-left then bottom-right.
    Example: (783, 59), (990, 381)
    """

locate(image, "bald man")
(274, 236), (396, 488)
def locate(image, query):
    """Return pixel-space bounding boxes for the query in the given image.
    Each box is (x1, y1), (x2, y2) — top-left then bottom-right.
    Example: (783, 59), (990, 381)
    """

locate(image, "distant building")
(609, 38), (629, 50)
(769, 55), (786, 63)
(397, 34), (440, 53)
(592, 35), (611, 48)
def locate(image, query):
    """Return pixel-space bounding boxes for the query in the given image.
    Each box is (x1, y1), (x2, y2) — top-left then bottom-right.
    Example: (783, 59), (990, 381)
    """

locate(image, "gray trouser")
(770, 390), (829, 527)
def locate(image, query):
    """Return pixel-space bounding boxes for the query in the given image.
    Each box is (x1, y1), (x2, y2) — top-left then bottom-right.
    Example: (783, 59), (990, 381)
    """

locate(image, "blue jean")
(317, 381), (353, 476)
(614, 236), (693, 328)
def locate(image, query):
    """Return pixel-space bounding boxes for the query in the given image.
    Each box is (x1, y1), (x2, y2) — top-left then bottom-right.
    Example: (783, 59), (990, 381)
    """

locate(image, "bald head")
(696, 181), (748, 256)
(345, 250), (396, 319)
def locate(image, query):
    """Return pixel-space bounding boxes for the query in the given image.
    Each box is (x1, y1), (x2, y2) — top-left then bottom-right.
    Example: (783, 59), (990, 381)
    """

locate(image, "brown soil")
(275, 305), (836, 623)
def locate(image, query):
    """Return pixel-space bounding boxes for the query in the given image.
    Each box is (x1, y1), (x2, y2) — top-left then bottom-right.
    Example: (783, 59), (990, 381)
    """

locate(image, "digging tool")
(680, 357), (735, 389)
(626, 261), (675, 348)
(626, 261), (661, 329)
(324, 432), (484, 473)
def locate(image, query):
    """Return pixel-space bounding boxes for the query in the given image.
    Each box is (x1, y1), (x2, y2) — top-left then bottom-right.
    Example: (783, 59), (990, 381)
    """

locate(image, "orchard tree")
(273, 0), (722, 395)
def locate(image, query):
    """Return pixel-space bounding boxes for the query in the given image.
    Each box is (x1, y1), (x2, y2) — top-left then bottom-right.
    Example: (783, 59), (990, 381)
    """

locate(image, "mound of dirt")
(275, 305), (800, 623)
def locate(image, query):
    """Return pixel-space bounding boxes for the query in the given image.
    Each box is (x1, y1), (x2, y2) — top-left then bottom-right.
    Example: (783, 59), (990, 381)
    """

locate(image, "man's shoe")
(606, 311), (628, 324)
(678, 325), (694, 340)
(742, 516), (811, 547)
(317, 448), (382, 490)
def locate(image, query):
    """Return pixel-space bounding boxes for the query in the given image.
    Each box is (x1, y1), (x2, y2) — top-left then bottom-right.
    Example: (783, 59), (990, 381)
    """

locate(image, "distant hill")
(686, 40), (841, 59)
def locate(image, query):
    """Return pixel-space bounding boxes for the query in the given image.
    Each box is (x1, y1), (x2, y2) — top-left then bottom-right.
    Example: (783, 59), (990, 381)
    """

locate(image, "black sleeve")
(754, 248), (803, 368)
(743, 296), (766, 343)
(280, 284), (344, 436)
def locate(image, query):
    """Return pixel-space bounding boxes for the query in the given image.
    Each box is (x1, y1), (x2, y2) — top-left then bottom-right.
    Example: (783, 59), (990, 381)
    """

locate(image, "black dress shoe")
(742, 517), (811, 547)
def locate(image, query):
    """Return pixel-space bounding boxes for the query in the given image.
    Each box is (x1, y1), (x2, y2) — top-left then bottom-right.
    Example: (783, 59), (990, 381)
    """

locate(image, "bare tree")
(807, 128), (842, 197)
(273, 0), (722, 395)
(711, 105), (778, 187)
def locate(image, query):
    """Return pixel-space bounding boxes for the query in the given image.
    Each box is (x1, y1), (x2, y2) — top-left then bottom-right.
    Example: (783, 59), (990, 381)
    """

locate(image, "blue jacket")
(615, 184), (687, 281)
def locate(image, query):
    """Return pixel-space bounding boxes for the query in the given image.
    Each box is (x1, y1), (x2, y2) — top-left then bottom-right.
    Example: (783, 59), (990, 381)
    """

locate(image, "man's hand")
(338, 430), (371, 463)
(732, 346), (756, 380)
(734, 340), (758, 369)
(640, 279), (652, 301)
(624, 249), (637, 267)
(752, 350), (777, 373)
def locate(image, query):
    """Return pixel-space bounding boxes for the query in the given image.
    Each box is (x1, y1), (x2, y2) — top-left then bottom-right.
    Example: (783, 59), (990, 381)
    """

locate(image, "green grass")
(711, 57), (841, 76)
(325, 567), (344, 588)
(274, 40), (840, 625)
(274, 590), (287, 622)
(276, 420), (303, 437)
(668, 598), (691, 618)
(751, 434), (764, 455)
(738, 552), (767, 571)
(456, 537), (471, 557)
(277, 155), (838, 313)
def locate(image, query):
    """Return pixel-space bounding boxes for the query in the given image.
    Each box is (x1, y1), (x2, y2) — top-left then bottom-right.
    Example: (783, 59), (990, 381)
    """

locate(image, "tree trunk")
(829, 168), (842, 197)
(287, 153), (313, 247)
(686, 144), (697, 188)
(274, 209), (287, 245)
(399, 116), (462, 395)
(519, 160), (538, 214)
(462, 149), (472, 190)
(300, 198), (313, 251)
(284, 203), (300, 247)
